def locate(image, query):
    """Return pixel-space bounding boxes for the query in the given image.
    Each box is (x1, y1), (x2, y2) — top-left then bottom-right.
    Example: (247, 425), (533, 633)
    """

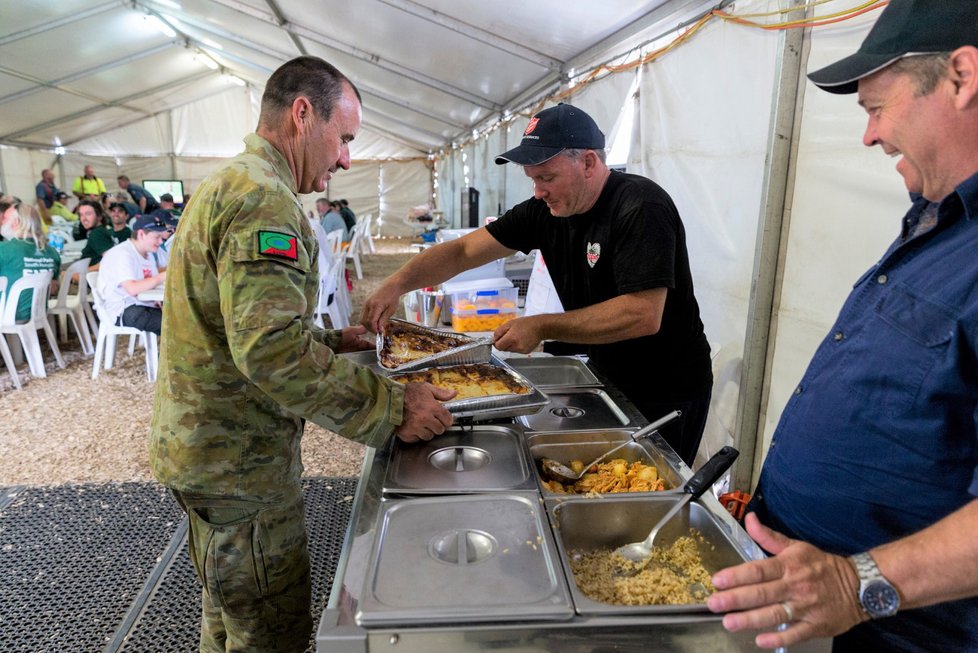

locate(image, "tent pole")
(732, 1), (809, 493)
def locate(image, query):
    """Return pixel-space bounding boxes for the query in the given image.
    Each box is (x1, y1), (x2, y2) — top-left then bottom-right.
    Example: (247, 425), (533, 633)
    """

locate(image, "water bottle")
(48, 232), (65, 252)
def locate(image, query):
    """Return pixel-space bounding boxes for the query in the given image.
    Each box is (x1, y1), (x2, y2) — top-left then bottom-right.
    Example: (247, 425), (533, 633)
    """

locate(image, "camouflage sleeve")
(218, 196), (403, 447)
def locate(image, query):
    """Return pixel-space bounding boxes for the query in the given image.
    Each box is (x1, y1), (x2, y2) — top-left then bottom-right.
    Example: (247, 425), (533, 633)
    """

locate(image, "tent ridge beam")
(286, 23), (501, 111)
(375, 0), (562, 71)
(0, 41), (179, 107)
(0, 1), (119, 47)
(262, 0), (307, 55)
(2, 69), (215, 142)
(196, 0), (498, 110)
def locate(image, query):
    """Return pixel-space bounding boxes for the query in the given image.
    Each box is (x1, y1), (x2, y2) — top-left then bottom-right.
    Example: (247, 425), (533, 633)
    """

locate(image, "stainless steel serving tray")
(377, 318), (491, 372)
(357, 494), (574, 626)
(519, 387), (630, 431)
(504, 355), (602, 388)
(391, 356), (549, 421)
(384, 424), (537, 494)
(526, 429), (685, 496)
(550, 496), (755, 617)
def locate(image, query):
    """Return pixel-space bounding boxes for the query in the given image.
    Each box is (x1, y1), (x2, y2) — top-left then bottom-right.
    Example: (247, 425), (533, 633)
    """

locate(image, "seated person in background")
(117, 175), (160, 214)
(0, 199), (60, 321)
(82, 202), (131, 269)
(72, 165), (106, 201)
(319, 198), (348, 241)
(151, 210), (178, 271)
(338, 198), (356, 233)
(158, 193), (182, 219)
(49, 192), (77, 222)
(97, 214), (168, 336)
(72, 200), (106, 241)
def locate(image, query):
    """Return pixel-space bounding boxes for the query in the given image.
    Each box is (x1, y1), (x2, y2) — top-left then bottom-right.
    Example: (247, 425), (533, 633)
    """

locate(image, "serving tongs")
(613, 445), (739, 577)
(539, 410), (682, 484)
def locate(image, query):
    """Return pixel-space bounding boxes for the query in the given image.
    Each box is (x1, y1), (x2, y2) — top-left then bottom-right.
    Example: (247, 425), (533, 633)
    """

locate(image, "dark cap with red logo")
(494, 103), (605, 166)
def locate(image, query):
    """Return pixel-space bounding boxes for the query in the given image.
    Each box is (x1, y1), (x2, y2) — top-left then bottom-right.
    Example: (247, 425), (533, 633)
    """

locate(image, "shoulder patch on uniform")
(258, 230), (298, 261)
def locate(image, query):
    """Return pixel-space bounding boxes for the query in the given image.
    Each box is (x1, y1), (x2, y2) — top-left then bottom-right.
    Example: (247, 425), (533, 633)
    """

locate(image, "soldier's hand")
(361, 284), (403, 335)
(335, 325), (376, 353)
(493, 317), (543, 354)
(394, 382), (455, 442)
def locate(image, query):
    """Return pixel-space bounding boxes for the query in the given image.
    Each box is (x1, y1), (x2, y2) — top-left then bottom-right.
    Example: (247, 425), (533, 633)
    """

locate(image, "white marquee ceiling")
(0, 0), (696, 159)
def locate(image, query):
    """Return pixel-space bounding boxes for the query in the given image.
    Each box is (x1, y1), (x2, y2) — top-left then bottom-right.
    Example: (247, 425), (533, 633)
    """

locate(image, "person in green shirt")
(82, 202), (131, 269)
(0, 199), (60, 322)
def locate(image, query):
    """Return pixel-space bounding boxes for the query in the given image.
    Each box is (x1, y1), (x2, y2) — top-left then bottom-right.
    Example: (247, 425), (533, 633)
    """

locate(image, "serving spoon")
(613, 445), (739, 576)
(539, 410), (682, 484)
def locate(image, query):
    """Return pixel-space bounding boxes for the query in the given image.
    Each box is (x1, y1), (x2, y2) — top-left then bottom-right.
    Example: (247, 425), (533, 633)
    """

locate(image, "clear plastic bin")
(450, 288), (519, 332)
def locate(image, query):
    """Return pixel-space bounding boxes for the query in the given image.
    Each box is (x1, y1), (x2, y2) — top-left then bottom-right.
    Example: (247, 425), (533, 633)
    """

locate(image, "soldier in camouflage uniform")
(150, 56), (455, 653)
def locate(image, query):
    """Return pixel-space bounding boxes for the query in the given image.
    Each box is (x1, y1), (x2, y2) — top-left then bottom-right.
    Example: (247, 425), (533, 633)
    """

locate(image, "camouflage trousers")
(173, 490), (313, 653)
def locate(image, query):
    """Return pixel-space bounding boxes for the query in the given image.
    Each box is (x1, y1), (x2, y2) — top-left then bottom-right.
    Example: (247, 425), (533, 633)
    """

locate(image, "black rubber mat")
(0, 478), (358, 653)
(0, 482), (184, 653)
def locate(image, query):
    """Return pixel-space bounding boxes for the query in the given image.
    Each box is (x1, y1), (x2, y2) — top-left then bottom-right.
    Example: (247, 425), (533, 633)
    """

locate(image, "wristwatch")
(849, 552), (900, 619)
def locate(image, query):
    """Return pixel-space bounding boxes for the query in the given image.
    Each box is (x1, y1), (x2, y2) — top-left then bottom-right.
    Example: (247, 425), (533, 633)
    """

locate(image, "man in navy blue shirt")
(117, 175), (160, 214)
(708, 2), (978, 651)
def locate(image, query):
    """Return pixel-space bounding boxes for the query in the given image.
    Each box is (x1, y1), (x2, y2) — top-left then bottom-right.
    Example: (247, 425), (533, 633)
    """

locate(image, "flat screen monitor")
(142, 179), (185, 205)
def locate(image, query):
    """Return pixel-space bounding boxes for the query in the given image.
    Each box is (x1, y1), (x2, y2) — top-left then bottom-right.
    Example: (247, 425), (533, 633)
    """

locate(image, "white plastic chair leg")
(145, 333), (158, 382)
(18, 330), (46, 378)
(128, 333), (137, 356)
(71, 310), (94, 355)
(92, 328), (106, 380)
(0, 335), (21, 390)
(41, 321), (65, 369)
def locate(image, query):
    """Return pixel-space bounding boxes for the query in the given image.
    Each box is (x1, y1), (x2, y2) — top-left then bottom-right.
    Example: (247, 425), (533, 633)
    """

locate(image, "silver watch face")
(863, 580), (900, 618)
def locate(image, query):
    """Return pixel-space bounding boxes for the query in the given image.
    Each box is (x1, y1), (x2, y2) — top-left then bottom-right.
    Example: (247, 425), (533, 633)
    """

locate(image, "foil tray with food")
(377, 317), (491, 372)
(388, 357), (549, 420)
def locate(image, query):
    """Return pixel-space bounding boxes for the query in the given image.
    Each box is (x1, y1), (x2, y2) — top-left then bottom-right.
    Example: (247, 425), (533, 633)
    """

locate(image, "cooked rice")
(568, 534), (713, 605)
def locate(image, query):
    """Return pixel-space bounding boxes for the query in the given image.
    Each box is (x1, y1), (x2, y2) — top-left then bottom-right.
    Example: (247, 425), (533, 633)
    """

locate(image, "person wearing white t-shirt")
(97, 213), (168, 335)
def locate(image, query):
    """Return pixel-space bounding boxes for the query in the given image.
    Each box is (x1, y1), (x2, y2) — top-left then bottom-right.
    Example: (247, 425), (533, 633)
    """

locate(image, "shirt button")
(877, 274), (888, 284)
(834, 331), (844, 341)
(794, 385), (802, 395)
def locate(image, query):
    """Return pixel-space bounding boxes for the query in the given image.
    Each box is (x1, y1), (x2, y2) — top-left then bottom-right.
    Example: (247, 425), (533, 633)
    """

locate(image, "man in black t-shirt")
(363, 103), (712, 464)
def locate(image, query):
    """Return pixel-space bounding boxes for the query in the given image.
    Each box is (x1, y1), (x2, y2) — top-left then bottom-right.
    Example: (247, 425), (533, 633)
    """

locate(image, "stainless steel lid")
(357, 494), (574, 625)
(504, 356), (602, 388)
(519, 388), (630, 431)
(384, 425), (536, 494)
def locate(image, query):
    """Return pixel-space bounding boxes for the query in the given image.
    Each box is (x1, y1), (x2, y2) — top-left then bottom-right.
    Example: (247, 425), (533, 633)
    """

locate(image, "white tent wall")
(377, 160), (434, 237)
(760, 6), (908, 455)
(634, 0), (780, 392)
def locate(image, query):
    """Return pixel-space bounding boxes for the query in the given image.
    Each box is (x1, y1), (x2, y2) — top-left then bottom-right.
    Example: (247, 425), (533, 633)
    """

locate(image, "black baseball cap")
(159, 193), (174, 203)
(495, 103), (605, 166)
(55, 191), (68, 200)
(132, 214), (169, 233)
(808, 0), (978, 95)
(150, 208), (178, 229)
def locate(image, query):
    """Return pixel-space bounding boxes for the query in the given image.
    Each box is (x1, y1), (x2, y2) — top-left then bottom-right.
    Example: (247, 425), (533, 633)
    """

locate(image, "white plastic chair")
(86, 271), (158, 382)
(48, 257), (94, 355)
(324, 228), (343, 257)
(308, 220), (350, 329)
(0, 270), (65, 379)
(345, 218), (365, 279)
(359, 213), (376, 254)
(314, 253), (351, 329)
(0, 279), (21, 389)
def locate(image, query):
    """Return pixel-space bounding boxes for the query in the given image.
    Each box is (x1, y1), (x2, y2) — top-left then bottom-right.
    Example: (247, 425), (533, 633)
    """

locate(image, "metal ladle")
(613, 445), (739, 577)
(539, 410), (682, 484)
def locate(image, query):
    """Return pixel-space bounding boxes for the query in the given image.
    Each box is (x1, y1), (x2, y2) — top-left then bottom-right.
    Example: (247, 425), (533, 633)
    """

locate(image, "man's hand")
(492, 316), (543, 354)
(394, 382), (455, 442)
(361, 282), (403, 334)
(335, 324), (376, 353)
(707, 513), (866, 649)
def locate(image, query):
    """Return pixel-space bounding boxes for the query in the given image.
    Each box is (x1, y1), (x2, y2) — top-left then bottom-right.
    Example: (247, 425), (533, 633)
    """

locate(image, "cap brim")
(808, 51), (905, 95)
(494, 145), (565, 166)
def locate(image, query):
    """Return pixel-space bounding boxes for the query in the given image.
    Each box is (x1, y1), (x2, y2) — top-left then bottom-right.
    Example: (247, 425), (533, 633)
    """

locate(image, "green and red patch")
(258, 230), (298, 261)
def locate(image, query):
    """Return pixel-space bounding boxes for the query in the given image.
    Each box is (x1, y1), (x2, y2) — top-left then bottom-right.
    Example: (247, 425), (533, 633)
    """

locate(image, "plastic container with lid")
(450, 287), (518, 332)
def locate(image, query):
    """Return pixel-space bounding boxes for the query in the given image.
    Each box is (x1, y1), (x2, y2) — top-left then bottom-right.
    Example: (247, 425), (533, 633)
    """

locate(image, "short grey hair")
(563, 147), (607, 163)
(889, 52), (952, 96)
